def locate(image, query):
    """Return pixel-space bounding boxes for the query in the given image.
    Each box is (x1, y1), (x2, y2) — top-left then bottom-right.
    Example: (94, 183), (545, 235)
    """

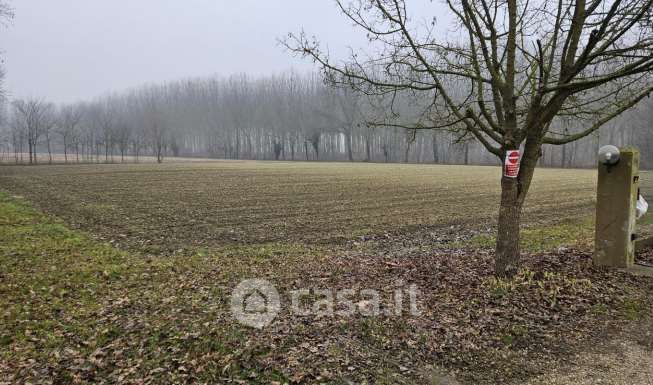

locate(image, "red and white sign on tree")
(504, 150), (520, 178)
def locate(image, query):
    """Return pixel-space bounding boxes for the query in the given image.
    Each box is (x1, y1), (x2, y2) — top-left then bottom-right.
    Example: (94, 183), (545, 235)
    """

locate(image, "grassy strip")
(466, 217), (595, 252)
(467, 213), (653, 253)
(0, 192), (299, 384)
(0, 192), (137, 347)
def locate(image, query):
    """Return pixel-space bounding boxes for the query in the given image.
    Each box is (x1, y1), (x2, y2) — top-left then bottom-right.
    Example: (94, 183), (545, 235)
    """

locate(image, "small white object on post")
(598, 145), (620, 166)
(636, 195), (648, 219)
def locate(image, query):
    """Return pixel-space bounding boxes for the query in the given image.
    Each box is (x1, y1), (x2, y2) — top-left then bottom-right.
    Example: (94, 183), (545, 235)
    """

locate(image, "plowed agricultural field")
(2, 160), (646, 253)
(3, 161), (653, 385)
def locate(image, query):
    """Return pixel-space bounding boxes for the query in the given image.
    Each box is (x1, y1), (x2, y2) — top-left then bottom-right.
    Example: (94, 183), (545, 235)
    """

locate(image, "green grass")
(0, 192), (295, 384)
(622, 298), (646, 321)
(0, 193), (131, 371)
(468, 217), (595, 252)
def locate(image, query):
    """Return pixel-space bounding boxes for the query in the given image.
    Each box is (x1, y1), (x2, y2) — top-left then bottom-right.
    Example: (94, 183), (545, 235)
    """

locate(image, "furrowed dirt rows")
(2, 161), (642, 254)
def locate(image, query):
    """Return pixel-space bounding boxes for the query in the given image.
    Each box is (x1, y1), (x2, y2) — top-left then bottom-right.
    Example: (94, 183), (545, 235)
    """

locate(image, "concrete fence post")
(594, 147), (639, 268)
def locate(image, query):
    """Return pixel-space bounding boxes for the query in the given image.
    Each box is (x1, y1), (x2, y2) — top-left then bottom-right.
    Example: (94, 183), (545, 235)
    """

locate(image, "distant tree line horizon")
(1, 71), (652, 168)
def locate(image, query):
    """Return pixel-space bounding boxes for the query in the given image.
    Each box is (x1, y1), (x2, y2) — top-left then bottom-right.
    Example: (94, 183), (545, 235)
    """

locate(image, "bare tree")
(9, 112), (25, 163)
(11, 99), (54, 164)
(286, 0), (653, 276)
(326, 87), (363, 161)
(3, 69), (645, 171)
(0, 2), (13, 110)
(43, 112), (56, 164)
(56, 104), (83, 163)
(140, 87), (168, 163)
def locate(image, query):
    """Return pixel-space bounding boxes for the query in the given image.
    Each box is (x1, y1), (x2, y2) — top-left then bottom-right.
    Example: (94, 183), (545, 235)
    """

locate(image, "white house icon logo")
(230, 279), (280, 328)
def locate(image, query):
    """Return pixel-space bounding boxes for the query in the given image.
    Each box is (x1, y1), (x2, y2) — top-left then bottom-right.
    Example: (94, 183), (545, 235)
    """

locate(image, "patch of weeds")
(485, 277), (516, 299)
(0, 334), (12, 347)
(638, 212), (653, 226)
(484, 269), (593, 309)
(499, 333), (515, 346)
(466, 233), (495, 249)
(101, 265), (125, 281)
(327, 343), (346, 358)
(591, 303), (609, 315)
(356, 318), (392, 346)
(201, 242), (321, 279)
(511, 324), (528, 338)
(498, 325), (528, 347)
(622, 298), (646, 321)
(95, 325), (123, 346)
(469, 217), (594, 252)
(217, 242), (316, 261)
(0, 194), (39, 225)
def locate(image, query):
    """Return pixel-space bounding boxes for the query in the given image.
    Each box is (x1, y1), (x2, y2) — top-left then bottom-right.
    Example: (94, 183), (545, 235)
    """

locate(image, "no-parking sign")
(504, 150), (520, 178)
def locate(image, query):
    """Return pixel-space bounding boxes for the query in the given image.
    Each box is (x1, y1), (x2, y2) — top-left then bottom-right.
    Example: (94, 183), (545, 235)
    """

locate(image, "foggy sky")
(0, 1), (357, 103)
(0, 1), (447, 104)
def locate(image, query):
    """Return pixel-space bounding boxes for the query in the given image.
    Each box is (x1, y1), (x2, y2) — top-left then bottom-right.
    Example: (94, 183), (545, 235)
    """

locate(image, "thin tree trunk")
(365, 134), (371, 162)
(345, 130), (353, 161)
(404, 142), (411, 163)
(45, 131), (52, 164)
(432, 132), (439, 163)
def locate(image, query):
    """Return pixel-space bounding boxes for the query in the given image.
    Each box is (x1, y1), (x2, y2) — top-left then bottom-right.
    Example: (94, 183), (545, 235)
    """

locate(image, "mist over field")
(0, 1), (650, 168)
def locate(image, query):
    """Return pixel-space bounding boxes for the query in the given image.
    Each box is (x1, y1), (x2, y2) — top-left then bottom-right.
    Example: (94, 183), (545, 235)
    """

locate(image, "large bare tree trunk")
(495, 139), (540, 276)
(495, 176), (523, 276)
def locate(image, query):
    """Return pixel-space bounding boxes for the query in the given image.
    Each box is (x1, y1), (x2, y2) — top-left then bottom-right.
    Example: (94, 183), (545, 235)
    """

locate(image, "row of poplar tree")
(1, 71), (651, 167)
